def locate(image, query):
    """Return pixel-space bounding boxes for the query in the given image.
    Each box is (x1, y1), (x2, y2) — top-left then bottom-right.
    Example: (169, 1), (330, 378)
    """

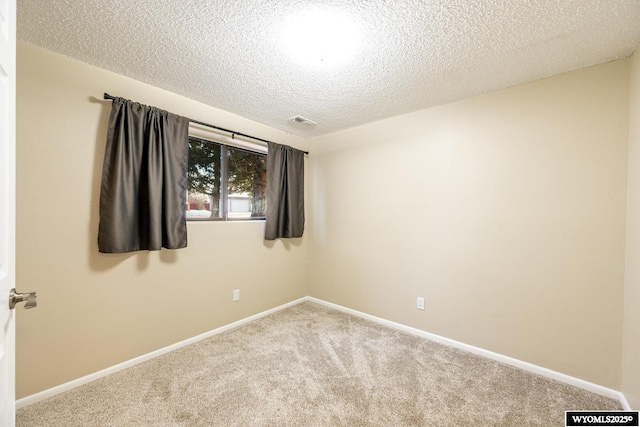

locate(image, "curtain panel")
(98, 98), (189, 253)
(265, 141), (305, 240)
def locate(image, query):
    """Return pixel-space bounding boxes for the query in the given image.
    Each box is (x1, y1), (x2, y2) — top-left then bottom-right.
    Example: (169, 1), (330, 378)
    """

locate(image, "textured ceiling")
(17, 1), (640, 138)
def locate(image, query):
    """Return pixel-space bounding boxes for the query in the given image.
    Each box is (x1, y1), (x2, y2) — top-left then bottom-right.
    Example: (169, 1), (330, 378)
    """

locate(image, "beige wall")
(308, 60), (630, 390)
(623, 45), (640, 409)
(15, 42), (309, 398)
(16, 40), (636, 401)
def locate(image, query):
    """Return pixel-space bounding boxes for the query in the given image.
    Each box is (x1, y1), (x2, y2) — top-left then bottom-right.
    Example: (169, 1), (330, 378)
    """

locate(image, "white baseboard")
(619, 393), (632, 411)
(16, 297), (307, 409)
(17, 295), (632, 411)
(305, 297), (631, 410)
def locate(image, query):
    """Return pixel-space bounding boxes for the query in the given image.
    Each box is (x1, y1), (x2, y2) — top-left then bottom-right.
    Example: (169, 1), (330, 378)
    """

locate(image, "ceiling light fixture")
(281, 8), (361, 66)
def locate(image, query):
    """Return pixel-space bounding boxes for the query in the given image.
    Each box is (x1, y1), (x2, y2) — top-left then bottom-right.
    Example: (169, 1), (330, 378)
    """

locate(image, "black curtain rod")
(103, 93), (308, 155)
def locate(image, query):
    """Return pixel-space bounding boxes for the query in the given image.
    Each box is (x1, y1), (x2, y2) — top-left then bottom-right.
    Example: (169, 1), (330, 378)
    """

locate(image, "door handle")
(9, 288), (37, 310)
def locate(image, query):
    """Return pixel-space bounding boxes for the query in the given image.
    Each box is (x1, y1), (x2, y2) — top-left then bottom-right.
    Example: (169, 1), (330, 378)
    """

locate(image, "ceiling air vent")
(290, 115), (317, 125)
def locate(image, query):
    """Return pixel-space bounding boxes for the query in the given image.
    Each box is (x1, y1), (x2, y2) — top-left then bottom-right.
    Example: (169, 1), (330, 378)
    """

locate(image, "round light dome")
(281, 8), (361, 67)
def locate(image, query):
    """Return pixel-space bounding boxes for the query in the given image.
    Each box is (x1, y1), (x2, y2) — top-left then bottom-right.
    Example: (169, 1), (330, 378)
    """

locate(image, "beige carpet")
(17, 302), (621, 426)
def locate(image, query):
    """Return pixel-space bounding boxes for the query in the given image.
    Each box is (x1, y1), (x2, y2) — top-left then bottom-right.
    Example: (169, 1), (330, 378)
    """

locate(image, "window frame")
(187, 124), (268, 222)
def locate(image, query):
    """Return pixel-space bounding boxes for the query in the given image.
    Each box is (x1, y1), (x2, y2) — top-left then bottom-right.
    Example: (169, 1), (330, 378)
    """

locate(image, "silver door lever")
(9, 288), (37, 310)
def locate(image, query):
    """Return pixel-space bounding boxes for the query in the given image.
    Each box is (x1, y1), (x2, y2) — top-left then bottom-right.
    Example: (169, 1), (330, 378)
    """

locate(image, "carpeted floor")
(16, 302), (621, 426)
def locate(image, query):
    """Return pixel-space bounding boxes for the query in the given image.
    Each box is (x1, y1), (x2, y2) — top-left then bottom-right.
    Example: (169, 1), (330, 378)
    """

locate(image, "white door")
(0, 0), (16, 424)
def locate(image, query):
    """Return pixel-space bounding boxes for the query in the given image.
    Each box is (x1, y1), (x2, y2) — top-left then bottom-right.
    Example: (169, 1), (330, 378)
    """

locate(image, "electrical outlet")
(417, 297), (424, 310)
(233, 289), (240, 302)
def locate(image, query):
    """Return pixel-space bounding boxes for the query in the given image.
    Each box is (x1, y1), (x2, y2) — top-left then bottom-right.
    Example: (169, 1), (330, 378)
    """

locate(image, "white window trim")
(188, 122), (268, 154)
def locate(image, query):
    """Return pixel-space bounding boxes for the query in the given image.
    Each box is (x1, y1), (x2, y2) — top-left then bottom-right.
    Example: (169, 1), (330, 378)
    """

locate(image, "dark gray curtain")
(98, 97), (189, 253)
(265, 142), (305, 240)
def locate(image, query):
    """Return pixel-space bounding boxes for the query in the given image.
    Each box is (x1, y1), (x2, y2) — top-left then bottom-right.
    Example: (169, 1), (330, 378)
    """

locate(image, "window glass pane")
(187, 138), (222, 219)
(227, 147), (267, 218)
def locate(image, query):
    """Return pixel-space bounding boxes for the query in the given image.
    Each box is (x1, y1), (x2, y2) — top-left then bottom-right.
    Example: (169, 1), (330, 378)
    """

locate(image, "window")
(186, 136), (267, 220)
